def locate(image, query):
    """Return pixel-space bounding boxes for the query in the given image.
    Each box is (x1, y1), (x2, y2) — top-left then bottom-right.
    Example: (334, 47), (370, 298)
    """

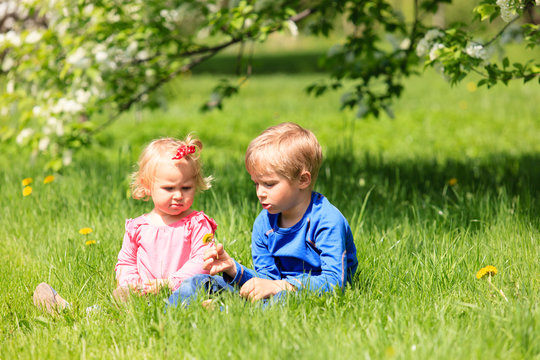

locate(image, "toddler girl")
(33, 136), (217, 312)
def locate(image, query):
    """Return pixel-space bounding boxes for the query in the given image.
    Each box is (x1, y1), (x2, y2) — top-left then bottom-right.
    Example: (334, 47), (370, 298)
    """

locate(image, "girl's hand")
(239, 279), (296, 302)
(203, 243), (236, 278)
(143, 279), (170, 294)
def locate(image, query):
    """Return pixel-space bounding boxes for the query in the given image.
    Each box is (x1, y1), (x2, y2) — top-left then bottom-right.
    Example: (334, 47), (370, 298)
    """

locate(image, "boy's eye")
(182, 186), (192, 191)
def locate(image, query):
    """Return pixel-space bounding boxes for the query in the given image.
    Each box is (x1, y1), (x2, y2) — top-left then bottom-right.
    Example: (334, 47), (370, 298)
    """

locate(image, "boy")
(203, 122), (358, 302)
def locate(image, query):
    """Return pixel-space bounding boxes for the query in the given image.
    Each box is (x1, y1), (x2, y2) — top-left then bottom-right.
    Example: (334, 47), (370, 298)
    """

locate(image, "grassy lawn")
(0, 69), (539, 359)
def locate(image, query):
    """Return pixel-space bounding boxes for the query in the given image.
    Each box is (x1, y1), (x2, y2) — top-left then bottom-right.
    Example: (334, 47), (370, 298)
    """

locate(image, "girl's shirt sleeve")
(167, 213), (215, 291)
(115, 219), (142, 287)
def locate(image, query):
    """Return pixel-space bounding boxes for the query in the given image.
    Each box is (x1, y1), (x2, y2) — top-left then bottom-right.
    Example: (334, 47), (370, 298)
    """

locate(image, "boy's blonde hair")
(131, 135), (212, 200)
(245, 122), (322, 186)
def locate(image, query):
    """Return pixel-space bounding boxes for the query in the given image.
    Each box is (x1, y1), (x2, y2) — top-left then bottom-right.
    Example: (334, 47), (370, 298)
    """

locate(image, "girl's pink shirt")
(114, 211), (216, 291)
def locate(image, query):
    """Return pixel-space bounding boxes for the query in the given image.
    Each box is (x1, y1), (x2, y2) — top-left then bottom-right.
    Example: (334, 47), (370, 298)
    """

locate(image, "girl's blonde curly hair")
(131, 135), (213, 200)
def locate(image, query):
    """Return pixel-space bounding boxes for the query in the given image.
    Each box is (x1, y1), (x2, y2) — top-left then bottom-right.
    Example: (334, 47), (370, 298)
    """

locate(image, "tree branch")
(91, 8), (317, 134)
(483, 15), (521, 47)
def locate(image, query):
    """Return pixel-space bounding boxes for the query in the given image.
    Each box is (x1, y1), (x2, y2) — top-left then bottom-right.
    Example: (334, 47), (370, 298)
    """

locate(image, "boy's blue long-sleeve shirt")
(227, 192), (358, 292)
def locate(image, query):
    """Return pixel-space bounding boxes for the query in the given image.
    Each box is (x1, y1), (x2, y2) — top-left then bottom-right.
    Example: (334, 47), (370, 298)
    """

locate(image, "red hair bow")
(172, 145), (196, 160)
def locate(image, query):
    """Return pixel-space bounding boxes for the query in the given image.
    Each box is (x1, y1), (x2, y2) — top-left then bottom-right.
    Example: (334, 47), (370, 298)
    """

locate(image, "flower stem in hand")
(203, 233), (219, 259)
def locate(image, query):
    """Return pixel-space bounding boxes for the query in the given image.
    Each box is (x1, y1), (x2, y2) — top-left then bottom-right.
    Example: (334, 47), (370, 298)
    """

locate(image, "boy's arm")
(207, 226), (282, 287)
(285, 218), (355, 293)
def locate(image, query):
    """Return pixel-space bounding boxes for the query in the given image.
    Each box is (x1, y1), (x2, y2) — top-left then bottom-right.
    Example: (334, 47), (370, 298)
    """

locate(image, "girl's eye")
(182, 186), (192, 191)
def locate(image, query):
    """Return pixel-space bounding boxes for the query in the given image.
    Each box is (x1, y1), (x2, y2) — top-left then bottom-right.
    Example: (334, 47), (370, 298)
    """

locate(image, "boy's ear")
(298, 170), (312, 189)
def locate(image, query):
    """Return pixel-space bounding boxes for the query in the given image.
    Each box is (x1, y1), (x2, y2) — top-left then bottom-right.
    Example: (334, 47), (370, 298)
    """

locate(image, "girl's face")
(149, 159), (196, 223)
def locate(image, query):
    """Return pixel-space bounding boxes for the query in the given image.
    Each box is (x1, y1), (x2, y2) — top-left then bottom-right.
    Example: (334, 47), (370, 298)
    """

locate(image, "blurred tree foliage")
(0, 0), (538, 169)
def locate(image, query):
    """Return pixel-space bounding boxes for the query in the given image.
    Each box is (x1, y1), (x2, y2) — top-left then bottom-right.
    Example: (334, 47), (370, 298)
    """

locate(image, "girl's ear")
(298, 170), (312, 190)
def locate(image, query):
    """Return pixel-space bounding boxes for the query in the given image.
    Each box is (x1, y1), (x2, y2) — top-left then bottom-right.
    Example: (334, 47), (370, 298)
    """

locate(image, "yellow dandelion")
(22, 177), (33, 186)
(43, 175), (55, 184)
(79, 227), (93, 235)
(466, 82), (477, 92)
(85, 240), (97, 246)
(23, 186), (32, 196)
(202, 233), (214, 244)
(202, 233), (219, 259)
(476, 265), (508, 302)
(448, 178), (458, 186)
(476, 265), (497, 279)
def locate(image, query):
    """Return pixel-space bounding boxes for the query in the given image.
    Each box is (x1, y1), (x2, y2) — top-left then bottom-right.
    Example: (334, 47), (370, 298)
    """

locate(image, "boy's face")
(250, 170), (309, 217)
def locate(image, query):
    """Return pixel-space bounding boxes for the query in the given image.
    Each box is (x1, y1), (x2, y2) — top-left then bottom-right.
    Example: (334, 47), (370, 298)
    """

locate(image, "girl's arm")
(114, 219), (142, 288)
(167, 214), (215, 291)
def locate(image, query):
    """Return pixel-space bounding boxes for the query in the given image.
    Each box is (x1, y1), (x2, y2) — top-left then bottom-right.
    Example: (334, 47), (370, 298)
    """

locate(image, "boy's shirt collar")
(265, 191), (322, 233)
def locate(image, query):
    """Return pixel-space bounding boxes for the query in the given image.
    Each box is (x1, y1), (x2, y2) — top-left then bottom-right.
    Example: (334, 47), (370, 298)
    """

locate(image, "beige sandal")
(33, 282), (68, 314)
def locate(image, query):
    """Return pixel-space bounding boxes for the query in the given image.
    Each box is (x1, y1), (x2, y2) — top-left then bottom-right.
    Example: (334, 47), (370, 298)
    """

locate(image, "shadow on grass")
(192, 51), (327, 75)
(317, 150), (540, 231)
(72, 146), (540, 231)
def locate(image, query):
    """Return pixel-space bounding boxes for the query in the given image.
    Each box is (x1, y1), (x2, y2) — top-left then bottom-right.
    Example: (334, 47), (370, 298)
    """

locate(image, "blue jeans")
(168, 274), (291, 308)
(168, 274), (235, 307)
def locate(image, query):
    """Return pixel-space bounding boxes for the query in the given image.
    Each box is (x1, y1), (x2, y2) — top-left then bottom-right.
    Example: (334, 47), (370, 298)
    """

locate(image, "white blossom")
(25, 30), (42, 44)
(424, 29), (445, 42)
(75, 89), (91, 104)
(63, 150), (73, 166)
(16, 128), (34, 144)
(55, 22), (69, 37)
(465, 43), (487, 60)
(55, 121), (64, 136)
(127, 41), (138, 55)
(145, 68), (156, 79)
(136, 50), (149, 60)
(2, 57), (15, 72)
(5, 31), (22, 47)
(32, 106), (42, 116)
(0, 1), (18, 18)
(6, 80), (14, 94)
(52, 98), (83, 113)
(83, 4), (94, 16)
(399, 38), (411, 50)
(286, 20), (299, 37)
(66, 47), (91, 68)
(39, 137), (50, 151)
(417, 29), (445, 57)
(429, 43), (445, 61)
(45, 117), (64, 136)
(95, 51), (108, 63)
(496, 0), (516, 22)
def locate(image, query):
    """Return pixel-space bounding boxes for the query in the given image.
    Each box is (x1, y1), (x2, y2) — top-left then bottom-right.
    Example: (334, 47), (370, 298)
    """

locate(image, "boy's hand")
(239, 278), (296, 302)
(203, 243), (236, 278)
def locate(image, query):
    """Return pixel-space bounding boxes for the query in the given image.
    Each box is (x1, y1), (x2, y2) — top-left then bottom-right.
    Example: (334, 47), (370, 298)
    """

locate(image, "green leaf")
(473, 4), (496, 21)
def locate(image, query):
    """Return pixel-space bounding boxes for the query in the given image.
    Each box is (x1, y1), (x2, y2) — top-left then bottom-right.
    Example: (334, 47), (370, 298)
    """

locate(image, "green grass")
(1, 69), (539, 359)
